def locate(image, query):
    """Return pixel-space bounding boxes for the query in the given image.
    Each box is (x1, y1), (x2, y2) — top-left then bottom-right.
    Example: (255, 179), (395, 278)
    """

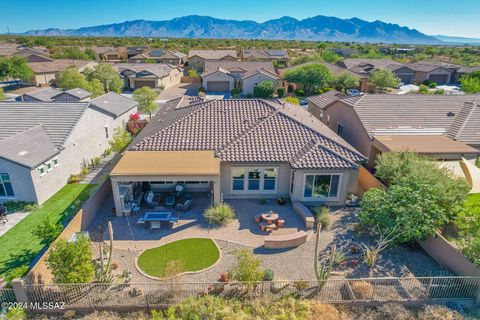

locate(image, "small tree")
(284, 96), (300, 105)
(283, 64), (333, 93)
(86, 78), (106, 98)
(46, 235), (94, 283)
(253, 80), (275, 98)
(86, 64), (123, 93)
(333, 72), (360, 92)
(0, 56), (34, 85)
(187, 69), (198, 77)
(57, 67), (90, 90)
(109, 128), (132, 152)
(229, 249), (264, 284)
(368, 69), (400, 91)
(321, 51), (341, 64)
(203, 203), (235, 226)
(276, 87), (286, 98)
(31, 213), (62, 245)
(133, 86), (158, 119)
(460, 74), (480, 93)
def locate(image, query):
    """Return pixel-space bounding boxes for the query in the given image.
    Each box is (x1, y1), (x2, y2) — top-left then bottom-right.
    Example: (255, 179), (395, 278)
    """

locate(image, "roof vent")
(18, 151), (28, 156)
(447, 112), (455, 117)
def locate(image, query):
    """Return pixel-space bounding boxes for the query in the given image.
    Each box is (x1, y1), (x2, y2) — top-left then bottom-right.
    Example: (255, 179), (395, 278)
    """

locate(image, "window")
(336, 123), (344, 137)
(231, 167), (278, 193)
(0, 173), (14, 197)
(46, 161), (53, 172)
(303, 174), (341, 200)
(52, 158), (59, 167)
(38, 166), (46, 177)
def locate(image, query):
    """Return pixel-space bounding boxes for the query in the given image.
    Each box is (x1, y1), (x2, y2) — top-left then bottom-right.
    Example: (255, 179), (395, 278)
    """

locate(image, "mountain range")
(23, 15), (445, 44)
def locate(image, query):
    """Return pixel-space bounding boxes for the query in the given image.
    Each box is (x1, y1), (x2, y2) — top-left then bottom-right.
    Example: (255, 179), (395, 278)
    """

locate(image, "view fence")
(3, 276), (478, 310)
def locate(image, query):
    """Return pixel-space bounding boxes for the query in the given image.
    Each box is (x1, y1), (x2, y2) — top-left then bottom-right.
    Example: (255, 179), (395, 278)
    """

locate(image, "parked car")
(346, 89), (362, 97)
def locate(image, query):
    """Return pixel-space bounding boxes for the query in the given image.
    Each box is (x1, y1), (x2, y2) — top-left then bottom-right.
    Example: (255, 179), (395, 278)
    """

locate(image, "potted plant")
(277, 197), (286, 205)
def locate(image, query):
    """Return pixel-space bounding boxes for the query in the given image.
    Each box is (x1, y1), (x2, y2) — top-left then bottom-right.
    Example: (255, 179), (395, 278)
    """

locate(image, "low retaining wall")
(25, 180), (112, 284)
(418, 232), (480, 277)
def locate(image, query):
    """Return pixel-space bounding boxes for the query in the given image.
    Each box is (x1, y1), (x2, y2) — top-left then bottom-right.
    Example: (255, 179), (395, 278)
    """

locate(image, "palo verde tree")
(368, 68), (401, 91)
(132, 86), (159, 119)
(283, 64), (333, 94)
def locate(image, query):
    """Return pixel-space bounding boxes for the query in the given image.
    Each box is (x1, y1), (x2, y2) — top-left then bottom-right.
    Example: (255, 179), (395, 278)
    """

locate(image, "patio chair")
(277, 218), (285, 228)
(137, 218), (145, 225)
(169, 184), (186, 198)
(176, 199), (193, 212)
(144, 191), (159, 208)
(0, 206), (7, 225)
(254, 213), (262, 223)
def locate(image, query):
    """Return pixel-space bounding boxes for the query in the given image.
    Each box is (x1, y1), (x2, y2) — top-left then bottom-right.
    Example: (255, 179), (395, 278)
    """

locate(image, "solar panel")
(266, 50), (285, 56)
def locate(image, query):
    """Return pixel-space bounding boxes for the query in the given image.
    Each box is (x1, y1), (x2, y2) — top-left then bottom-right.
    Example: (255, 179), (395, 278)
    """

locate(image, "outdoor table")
(143, 212), (173, 222)
(261, 211), (279, 224)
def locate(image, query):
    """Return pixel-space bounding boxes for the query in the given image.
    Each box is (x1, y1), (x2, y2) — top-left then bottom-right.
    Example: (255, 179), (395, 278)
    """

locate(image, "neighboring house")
(202, 61), (281, 95)
(327, 47), (357, 58)
(456, 66), (480, 83)
(21, 87), (92, 103)
(278, 61), (361, 92)
(27, 59), (98, 86)
(307, 91), (480, 167)
(124, 46), (149, 59)
(128, 49), (187, 65)
(83, 47), (122, 61)
(404, 63), (454, 84)
(113, 63), (182, 90)
(109, 97), (366, 216)
(187, 50), (238, 73)
(241, 49), (289, 65)
(0, 43), (51, 62)
(0, 93), (138, 204)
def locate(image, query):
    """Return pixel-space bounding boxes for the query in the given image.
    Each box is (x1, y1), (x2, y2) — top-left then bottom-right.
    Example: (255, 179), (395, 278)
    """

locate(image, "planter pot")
(277, 198), (286, 205)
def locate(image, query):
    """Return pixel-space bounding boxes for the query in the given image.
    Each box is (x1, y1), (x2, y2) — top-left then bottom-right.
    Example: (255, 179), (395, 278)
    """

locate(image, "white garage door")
(207, 81), (230, 92)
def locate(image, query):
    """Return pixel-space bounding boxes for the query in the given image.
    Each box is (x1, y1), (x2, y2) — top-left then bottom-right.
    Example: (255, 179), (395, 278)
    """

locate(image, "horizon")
(4, 0), (480, 38)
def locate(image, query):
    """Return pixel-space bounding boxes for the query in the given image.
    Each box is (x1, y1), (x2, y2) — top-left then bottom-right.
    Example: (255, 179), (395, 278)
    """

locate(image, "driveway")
(157, 82), (201, 102)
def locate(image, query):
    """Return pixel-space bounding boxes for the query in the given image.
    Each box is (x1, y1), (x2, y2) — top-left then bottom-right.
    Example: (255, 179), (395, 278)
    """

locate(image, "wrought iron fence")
(0, 288), (16, 303)
(15, 276), (480, 309)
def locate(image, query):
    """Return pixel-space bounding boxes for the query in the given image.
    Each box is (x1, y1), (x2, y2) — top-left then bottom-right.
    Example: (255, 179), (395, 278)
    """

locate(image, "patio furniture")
(261, 211), (279, 224)
(292, 201), (315, 230)
(165, 195), (176, 207)
(144, 191), (159, 208)
(143, 212), (173, 222)
(277, 218), (285, 228)
(150, 221), (161, 229)
(264, 230), (308, 249)
(254, 213), (262, 223)
(0, 206), (7, 224)
(153, 206), (166, 212)
(169, 184), (186, 198)
(259, 221), (277, 232)
(176, 199), (193, 212)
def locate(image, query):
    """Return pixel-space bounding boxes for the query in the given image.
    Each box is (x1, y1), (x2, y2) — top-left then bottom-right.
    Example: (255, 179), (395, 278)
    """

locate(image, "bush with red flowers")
(126, 112), (148, 135)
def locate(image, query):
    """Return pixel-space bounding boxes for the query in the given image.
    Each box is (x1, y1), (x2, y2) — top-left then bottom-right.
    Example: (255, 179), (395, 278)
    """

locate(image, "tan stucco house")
(27, 59), (98, 86)
(110, 97), (366, 216)
(308, 91), (480, 167)
(241, 49), (289, 66)
(113, 63), (182, 90)
(128, 49), (186, 65)
(202, 61), (281, 95)
(187, 50), (238, 73)
(0, 93), (138, 204)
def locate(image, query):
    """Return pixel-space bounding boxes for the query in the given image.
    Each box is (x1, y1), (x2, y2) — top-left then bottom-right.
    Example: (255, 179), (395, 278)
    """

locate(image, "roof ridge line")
(315, 140), (360, 168)
(450, 101), (477, 140)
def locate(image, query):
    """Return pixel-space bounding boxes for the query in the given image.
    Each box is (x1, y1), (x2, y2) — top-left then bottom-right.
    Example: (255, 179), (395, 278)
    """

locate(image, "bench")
(264, 230), (308, 249)
(292, 201), (315, 230)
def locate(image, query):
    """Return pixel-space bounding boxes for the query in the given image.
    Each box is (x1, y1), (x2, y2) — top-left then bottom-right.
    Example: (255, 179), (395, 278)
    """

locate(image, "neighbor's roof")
(339, 58), (403, 75)
(61, 87), (92, 100)
(22, 87), (61, 102)
(404, 63), (451, 73)
(307, 90), (363, 109)
(131, 49), (186, 60)
(203, 61), (280, 79)
(242, 49), (289, 60)
(28, 59), (95, 73)
(130, 97), (366, 170)
(188, 49), (237, 59)
(308, 92), (480, 144)
(281, 61), (360, 78)
(89, 92), (138, 118)
(113, 63), (177, 78)
(373, 135), (479, 154)
(111, 151), (220, 176)
(0, 126), (59, 168)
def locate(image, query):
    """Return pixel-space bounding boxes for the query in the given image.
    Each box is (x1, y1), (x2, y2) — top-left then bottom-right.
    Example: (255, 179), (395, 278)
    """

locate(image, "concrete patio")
(104, 195), (312, 251)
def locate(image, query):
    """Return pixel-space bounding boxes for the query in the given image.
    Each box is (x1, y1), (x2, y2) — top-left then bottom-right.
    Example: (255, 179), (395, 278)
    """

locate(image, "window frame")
(336, 123), (344, 137)
(0, 173), (15, 198)
(231, 167), (279, 194)
(301, 173), (343, 201)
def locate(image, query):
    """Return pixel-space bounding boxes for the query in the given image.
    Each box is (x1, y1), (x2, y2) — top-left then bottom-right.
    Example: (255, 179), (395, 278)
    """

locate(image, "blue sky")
(5, 0), (479, 37)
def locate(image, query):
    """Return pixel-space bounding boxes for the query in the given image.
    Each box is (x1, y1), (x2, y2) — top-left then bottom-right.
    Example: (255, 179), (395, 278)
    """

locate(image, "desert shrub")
(418, 84), (430, 94)
(313, 206), (331, 230)
(246, 93), (253, 98)
(349, 280), (374, 299)
(294, 88), (305, 96)
(203, 203), (235, 225)
(23, 203), (40, 211)
(231, 87), (241, 96)
(285, 96), (300, 105)
(276, 87), (285, 98)
(81, 167), (89, 176)
(229, 249), (264, 283)
(197, 86), (205, 93)
(435, 88), (445, 94)
(109, 128), (132, 152)
(68, 174), (82, 184)
(417, 304), (465, 320)
(263, 269), (274, 281)
(187, 69), (198, 77)
(32, 213), (63, 245)
(162, 296), (246, 319)
(333, 250), (347, 265)
(310, 302), (350, 320)
(5, 306), (26, 320)
(253, 80), (275, 98)
(103, 147), (112, 157)
(429, 82), (437, 88)
(3, 266), (29, 284)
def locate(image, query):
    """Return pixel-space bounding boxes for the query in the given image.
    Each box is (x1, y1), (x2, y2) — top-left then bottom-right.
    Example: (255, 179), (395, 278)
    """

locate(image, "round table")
(261, 211), (279, 224)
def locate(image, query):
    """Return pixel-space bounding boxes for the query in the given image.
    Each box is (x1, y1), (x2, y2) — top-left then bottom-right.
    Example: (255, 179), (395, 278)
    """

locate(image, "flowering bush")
(127, 112), (148, 135)
(129, 112), (140, 121)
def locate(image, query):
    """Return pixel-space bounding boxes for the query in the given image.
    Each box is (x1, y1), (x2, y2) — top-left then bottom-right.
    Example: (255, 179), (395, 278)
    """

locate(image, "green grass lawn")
(137, 238), (220, 278)
(0, 184), (97, 280)
(465, 193), (480, 207)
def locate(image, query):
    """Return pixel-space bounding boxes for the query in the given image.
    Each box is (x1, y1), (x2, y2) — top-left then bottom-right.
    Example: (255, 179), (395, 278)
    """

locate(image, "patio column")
(213, 177), (221, 204)
(111, 178), (122, 217)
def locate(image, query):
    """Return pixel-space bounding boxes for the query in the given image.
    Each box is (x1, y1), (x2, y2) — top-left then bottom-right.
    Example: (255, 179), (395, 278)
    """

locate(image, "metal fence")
(9, 276), (479, 309)
(0, 289), (16, 303)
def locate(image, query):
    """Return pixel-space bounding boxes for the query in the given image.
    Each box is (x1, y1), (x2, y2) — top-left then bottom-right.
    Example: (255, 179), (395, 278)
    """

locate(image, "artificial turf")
(137, 238), (220, 278)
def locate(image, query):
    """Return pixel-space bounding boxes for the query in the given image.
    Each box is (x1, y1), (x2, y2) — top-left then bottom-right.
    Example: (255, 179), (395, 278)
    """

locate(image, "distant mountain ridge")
(23, 15), (443, 44)
(433, 35), (480, 45)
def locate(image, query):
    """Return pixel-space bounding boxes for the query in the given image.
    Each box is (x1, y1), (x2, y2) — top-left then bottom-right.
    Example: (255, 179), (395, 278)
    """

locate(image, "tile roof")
(242, 49), (289, 60)
(131, 49), (186, 60)
(28, 59), (95, 73)
(203, 61), (280, 80)
(130, 98), (365, 169)
(404, 63), (451, 73)
(62, 88), (92, 100)
(89, 92), (138, 118)
(338, 58), (403, 75)
(309, 92), (480, 145)
(281, 61), (360, 78)
(308, 90), (363, 109)
(113, 63), (177, 79)
(188, 50), (237, 60)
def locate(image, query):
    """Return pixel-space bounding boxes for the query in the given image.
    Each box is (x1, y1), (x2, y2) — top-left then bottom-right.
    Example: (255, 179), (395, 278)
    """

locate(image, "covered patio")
(110, 151), (221, 217)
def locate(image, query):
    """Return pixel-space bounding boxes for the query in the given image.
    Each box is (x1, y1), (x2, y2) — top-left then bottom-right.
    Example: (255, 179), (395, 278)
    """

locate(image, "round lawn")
(137, 238), (220, 278)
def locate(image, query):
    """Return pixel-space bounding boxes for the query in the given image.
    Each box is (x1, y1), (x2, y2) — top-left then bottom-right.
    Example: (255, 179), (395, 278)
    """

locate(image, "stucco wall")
(30, 73), (56, 86)
(241, 74), (281, 96)
(30, 106), (136, 204)
(0, 158), (37, 203)
(159, 68), (182, 89)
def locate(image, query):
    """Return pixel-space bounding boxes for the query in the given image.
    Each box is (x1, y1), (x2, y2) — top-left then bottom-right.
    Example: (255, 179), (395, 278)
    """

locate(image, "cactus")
(314, 222), (335, 291)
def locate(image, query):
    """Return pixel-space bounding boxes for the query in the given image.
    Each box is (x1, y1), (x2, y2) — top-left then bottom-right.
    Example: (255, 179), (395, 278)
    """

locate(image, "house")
(109, 97), (366, 216)
(456, 66), (480, 83)
(128, 49), (187, 65)
(187, 50), (238, 73)
(113, 63), (182, 90)
(278, 61), (361, 92)
(0, 43), (51, 62)
(405, 63), (455, 84)
(241, 49), (289, 66)
(202, 61), (281, 95)
(0, 93), (138, 204)
(27, 59), (98, 86)
(21, 87), (92, 103)
(124, 46), (149, 59)
(83, 47), (122, 61)
(327, 48), (357, 58)
(307, 91), (480, 167)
